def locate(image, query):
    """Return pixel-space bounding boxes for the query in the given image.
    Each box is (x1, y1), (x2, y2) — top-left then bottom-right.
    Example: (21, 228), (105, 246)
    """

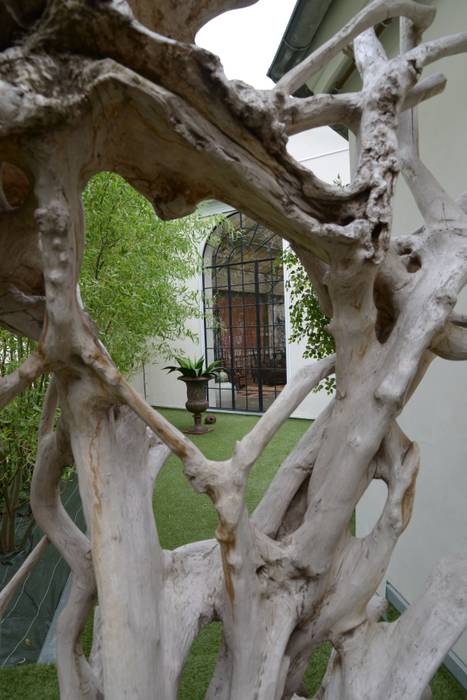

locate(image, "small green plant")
(279, 175), (343, 393)
(0, 332), (48, 554)
(282, 248), (335, 394)
(164, 356), (223, 379)
(81, 171), (208, 373)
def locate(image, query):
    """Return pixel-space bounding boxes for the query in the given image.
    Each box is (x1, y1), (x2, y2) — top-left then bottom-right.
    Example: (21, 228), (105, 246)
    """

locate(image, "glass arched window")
(202, 212), (286, 412)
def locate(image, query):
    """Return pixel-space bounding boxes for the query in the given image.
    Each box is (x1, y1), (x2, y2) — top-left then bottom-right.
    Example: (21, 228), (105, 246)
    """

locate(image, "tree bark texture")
(1, 1), (467, 698)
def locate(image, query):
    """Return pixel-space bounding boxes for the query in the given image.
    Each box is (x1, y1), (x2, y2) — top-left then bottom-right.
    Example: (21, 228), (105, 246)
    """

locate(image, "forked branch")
(0, 351), (46, 409)
(0, 535), (48, 616)
(284, 73), (446, 138)
(233, 355), (335, 474)
(128, 0), (258, 43)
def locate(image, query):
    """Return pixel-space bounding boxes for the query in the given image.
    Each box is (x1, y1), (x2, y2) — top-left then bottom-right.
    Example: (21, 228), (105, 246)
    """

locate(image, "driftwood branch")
(0, 535), (49, 617)
(130, 0), (259, 43)
(0, 352), (46, 409)
(275, 0), (435, 95)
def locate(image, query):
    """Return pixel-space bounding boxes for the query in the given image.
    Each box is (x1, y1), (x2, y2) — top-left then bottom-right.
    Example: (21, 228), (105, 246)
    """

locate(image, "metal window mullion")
(227, 265), (236, 410)
(254, 260), (264, 412)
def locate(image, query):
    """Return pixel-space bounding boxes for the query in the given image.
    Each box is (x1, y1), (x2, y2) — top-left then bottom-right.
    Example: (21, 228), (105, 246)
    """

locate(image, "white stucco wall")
(132, 311), (202, 408)
(134, 126), (350, 418)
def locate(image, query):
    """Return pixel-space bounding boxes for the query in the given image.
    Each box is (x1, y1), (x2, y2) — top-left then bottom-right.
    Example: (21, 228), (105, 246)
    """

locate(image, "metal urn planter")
(164, 356), (223, 434)
(179, 376), (212, 434)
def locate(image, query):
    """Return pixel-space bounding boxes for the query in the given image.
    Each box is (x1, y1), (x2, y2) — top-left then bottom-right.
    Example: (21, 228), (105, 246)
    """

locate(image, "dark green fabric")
(0, 475), (84, 667)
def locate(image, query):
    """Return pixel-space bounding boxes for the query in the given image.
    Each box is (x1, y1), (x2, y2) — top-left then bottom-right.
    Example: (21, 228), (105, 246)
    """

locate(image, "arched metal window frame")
(202, 212), (287, 413)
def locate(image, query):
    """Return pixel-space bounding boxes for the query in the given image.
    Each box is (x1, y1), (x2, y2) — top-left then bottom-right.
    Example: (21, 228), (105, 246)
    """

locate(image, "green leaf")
(282, 249), (335, 395)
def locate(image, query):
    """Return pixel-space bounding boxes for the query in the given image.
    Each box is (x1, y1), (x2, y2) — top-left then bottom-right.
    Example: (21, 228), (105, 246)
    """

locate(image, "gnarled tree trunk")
(1, 1), (467, 698)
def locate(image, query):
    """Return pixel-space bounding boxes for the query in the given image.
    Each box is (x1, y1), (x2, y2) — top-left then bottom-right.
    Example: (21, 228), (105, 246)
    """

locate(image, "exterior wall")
(284, 128), (350, 418)
(306, 0), (467, 666)
(301, 0), (364, 96)
(132, 309), (202, 409)
(132, 127), (350, 418)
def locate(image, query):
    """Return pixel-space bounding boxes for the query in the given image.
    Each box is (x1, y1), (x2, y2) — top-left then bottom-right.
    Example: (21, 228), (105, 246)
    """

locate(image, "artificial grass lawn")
(0, 409), (465, 699)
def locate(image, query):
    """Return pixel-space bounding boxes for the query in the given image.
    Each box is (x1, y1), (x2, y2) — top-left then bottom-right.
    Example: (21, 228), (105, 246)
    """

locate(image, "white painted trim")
(294, 146), (349, 163)
(198, 235), (207, 362)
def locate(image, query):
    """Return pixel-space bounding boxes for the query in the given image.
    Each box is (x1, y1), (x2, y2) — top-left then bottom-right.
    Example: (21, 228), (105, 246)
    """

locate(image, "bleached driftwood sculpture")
(1, 1), (466, 698)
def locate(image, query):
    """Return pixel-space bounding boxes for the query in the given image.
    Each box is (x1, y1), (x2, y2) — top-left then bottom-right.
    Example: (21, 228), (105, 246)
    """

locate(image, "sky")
(196, 0), (297, 89)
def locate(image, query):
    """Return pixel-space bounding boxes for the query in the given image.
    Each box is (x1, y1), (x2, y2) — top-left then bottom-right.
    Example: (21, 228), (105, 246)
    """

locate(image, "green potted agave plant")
(164, 355), (223, 434)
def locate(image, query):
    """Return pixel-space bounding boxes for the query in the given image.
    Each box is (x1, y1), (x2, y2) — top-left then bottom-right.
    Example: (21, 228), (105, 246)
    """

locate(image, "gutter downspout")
(267, 0), (334, 93)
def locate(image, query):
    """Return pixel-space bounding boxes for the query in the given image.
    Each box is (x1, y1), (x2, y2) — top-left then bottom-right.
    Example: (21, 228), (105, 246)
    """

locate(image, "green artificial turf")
(153, 408), (311, 550)
(0, 409), (465, 699)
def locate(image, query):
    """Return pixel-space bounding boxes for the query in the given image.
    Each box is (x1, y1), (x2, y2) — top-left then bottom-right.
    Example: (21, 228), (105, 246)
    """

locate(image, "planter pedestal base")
(183, 425), (213, 435)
